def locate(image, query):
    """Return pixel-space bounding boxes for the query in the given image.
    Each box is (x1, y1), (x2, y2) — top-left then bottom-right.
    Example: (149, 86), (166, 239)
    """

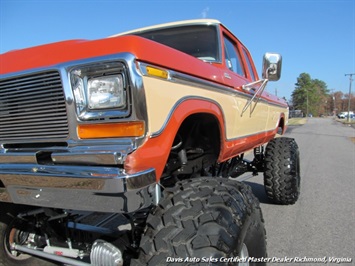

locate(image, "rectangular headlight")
(88, 75), (125, 109)
(70, 62), (128, 119)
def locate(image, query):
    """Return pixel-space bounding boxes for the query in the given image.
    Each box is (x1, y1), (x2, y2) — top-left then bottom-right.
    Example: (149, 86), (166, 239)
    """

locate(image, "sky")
(0, 0), (354, 101)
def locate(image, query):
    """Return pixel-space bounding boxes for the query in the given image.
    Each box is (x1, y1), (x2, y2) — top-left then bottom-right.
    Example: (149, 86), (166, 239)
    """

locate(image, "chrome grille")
(0, 71), (69, 140)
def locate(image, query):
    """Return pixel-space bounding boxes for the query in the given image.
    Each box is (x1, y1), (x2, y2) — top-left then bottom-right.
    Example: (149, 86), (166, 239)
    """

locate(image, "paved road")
(244, 118), (354, 265)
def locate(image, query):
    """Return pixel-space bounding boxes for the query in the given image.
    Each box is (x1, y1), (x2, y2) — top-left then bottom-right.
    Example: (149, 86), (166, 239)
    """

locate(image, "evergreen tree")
(291, 73), (329, 116)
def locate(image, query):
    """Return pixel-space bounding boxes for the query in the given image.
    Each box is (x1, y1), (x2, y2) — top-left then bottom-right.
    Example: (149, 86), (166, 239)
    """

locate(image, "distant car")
(338, 112), (354, 119)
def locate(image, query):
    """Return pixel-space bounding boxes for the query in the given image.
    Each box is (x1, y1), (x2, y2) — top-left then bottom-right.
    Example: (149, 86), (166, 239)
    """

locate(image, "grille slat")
(0, 71), (69, 141)
(0, 78), (62, 92)
(1, 118), (68, 125)
(0, 73), (60, 88)
(5, 103), (66, 112)
(4, 95), (64, 107)
(2, 108), (67, 121)
(1, 122), (68, 131)
(0, 87), (63, 100)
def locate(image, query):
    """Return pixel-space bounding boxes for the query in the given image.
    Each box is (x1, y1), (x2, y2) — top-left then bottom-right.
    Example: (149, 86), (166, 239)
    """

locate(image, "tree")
(333, 91), (344, 114)
(292, 73), (311, 115)
(328, 91), (355, 115)
(291, 73), (329, 116)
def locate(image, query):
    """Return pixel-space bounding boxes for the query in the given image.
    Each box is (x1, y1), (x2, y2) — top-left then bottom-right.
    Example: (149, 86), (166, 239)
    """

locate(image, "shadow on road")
(244, 181), (270, 204)
(284, 125), (299, 135)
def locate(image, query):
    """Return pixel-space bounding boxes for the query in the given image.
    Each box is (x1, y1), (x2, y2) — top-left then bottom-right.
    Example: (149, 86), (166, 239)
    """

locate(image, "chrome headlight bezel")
(70, 61), (130, 121)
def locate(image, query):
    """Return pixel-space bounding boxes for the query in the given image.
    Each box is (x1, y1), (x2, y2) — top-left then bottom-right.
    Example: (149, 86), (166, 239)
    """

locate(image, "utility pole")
(330, 89), (335, 116)
(345, 73), (354, 122)
(306, 88), (309, 117)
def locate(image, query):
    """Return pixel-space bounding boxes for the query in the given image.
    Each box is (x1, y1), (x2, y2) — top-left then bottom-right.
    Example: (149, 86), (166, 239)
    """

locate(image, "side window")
(242, 48), (256, 81)
(224, 36), (245, 77)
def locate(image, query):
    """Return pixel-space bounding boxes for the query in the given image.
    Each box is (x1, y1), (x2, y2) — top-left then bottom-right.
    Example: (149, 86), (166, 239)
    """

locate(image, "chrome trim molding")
(0, 153), (38, 164)
(226, 128), (277, 142)
(138, 62), (287, 108)
(138, 62), (287, 142)
(51, 151), (122, 165)
(150, 93), (283, 143)
(171, 69), (288, 108)
(150, 96), (226, 138)
(1, 140), (136, 166)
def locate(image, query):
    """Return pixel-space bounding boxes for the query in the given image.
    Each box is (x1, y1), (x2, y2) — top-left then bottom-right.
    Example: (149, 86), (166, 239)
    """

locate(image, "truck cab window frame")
(223, 36), (245, 77)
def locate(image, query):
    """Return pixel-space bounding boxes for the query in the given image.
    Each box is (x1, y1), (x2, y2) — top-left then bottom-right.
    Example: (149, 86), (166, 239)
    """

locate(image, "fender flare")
(124, 97), (226, 180)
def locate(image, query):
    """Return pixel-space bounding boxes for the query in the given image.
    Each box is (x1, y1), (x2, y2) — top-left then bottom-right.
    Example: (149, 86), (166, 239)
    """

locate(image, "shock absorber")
(253, 145), (265, 172)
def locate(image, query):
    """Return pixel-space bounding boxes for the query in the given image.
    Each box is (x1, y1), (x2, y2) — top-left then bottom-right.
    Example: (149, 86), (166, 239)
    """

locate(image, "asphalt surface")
(243, 117), (355, 265)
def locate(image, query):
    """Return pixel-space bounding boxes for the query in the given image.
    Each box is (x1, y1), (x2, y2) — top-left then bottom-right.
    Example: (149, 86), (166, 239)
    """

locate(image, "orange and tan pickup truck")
(0, 19), (300, 265)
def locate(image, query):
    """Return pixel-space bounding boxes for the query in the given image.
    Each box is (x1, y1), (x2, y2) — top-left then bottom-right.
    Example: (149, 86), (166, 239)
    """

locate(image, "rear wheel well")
(278, 116), (286, 134)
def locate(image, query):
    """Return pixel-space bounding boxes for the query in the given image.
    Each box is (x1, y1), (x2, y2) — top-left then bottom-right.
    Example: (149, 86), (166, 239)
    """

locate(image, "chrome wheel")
(238, 243), (249, 266)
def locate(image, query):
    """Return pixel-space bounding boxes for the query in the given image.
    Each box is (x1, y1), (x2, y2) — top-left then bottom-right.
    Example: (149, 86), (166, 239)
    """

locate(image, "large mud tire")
(264, 137), (301, 205)
(0, 204), (55, 266)
(134, 177), (267, 265)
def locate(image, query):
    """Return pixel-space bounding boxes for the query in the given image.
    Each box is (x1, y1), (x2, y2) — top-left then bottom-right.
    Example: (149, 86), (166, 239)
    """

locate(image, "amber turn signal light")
(78, 121), (145, 139)
(146, 66), (169, 79)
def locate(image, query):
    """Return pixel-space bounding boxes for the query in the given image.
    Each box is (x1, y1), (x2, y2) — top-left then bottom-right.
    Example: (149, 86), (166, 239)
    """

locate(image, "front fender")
(124, 97), (226, 180)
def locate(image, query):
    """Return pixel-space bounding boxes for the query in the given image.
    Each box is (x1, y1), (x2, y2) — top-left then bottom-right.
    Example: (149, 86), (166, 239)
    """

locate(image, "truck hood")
(0, 35), (225, 85)
(1, 39), (91, 74)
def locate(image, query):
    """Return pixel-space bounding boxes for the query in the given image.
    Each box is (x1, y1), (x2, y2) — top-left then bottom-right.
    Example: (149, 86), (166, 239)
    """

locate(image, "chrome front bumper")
(0, 163), (156, 213)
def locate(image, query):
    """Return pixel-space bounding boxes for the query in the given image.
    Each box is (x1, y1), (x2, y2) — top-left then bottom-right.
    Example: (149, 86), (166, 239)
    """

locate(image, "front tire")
(264, 137), (301, 205)
(135, 177), (267, 265)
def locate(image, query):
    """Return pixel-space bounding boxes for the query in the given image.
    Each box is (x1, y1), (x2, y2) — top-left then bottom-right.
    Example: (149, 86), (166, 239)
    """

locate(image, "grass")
(340, 119), (355, 125)
(288, 118), (307, 126)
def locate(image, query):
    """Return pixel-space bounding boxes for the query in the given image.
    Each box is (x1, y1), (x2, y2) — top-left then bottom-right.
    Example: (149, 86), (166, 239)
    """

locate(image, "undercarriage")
(2, 205), (150, 265)
(1, 144), (266, 266)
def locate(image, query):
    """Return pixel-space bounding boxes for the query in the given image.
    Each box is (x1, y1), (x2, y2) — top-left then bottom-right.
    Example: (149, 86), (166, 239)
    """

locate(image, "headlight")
(70, 62), (128, 119)
(87, 75), (125, 109)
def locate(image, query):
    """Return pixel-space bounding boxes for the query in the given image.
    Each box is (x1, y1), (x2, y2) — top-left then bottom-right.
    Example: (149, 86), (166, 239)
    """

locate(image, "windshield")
(134, 25), (220, 62)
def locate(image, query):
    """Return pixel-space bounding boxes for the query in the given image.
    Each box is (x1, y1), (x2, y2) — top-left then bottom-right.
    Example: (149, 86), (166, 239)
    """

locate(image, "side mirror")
(262, 53), (282, 81)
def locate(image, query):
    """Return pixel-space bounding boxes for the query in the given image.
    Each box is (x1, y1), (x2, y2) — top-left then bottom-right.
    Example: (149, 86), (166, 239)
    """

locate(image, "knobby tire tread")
(133, 177), (266, 265)
(264, 137), (300, 205)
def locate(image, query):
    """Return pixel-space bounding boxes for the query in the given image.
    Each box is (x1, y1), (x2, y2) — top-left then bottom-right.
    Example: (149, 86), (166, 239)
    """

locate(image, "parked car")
(338, 112), (354, 119)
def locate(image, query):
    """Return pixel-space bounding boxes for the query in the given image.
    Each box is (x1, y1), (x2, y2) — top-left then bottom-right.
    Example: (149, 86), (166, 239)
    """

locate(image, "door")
(222, 34), (269, 138)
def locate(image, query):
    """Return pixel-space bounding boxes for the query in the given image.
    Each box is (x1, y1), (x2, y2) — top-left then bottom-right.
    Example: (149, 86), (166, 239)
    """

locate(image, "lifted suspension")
(220, 146), (265, 179)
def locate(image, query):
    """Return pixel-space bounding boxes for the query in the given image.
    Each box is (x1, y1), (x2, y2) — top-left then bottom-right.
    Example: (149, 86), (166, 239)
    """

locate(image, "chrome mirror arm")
(241, 78), (269, 116)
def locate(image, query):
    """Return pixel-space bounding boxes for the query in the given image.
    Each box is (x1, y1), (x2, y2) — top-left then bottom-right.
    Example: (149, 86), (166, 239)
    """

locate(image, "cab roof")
(110, 19), (222, 38)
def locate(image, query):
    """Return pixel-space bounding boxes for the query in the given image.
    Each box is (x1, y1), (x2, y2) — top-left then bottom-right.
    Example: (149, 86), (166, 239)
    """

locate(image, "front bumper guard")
(0, 164), (156, 213)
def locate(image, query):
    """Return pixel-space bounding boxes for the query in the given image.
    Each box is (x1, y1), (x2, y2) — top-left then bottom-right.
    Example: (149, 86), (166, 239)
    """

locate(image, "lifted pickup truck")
(0, 19), (300, 265)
